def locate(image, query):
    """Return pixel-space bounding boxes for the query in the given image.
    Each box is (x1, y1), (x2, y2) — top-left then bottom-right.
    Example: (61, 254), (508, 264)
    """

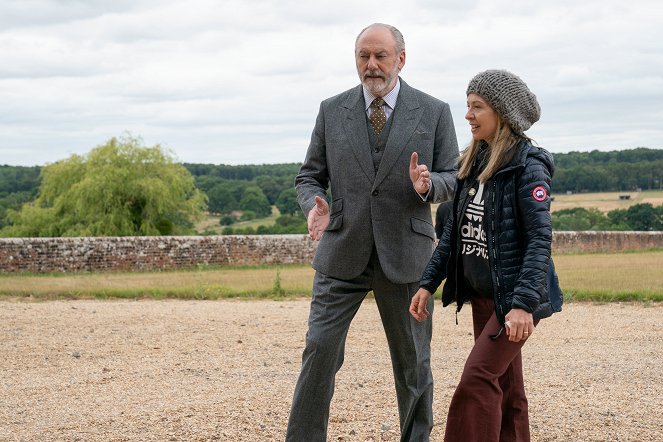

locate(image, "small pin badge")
(469, 188), (476, 196)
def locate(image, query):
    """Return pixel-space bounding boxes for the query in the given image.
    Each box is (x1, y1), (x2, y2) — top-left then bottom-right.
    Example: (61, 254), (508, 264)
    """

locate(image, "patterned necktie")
(369, 97), (387, 135)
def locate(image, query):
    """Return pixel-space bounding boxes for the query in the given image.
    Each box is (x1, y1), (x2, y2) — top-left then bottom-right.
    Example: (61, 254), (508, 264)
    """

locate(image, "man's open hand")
(307, 196), (330, 241)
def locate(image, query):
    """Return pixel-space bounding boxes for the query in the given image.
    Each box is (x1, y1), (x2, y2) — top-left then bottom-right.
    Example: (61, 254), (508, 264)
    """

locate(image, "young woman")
(409, 69), (562, 442)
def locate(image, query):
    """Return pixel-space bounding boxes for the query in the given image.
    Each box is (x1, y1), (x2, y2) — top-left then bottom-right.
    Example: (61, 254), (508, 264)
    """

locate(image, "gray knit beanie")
(466, 69), (541, 134)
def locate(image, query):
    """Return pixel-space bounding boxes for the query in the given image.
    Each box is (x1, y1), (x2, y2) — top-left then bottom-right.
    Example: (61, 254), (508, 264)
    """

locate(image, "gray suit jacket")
(296, 79), (459, 284)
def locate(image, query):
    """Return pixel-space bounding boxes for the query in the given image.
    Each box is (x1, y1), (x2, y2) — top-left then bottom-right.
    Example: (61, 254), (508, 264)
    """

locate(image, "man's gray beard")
(363, 79), (388, 96)
(360, 70), (397, 96)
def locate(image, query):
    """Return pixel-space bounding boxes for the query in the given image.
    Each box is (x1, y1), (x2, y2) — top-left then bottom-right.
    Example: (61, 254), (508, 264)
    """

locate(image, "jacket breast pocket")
(411, 127), (433, 141)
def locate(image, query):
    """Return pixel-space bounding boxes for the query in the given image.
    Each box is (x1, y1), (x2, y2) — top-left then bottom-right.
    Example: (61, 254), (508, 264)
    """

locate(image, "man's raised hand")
(409, 152), (431, 194)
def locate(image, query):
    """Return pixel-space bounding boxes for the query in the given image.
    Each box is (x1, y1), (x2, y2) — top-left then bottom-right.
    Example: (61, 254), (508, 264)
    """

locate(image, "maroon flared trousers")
(444, 297), (536, 442)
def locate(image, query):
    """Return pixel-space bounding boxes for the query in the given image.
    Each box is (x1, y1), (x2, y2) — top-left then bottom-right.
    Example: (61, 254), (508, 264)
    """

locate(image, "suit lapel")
(374, 79), (423, 189)
(342, 86), (375, 182)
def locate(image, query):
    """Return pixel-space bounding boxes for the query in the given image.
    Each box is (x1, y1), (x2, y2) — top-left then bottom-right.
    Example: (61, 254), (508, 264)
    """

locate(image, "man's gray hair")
(355, 23), (405, 53)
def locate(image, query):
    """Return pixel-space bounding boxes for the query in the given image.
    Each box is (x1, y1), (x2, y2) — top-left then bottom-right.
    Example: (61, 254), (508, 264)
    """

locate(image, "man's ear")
(398, 50), (406, 70)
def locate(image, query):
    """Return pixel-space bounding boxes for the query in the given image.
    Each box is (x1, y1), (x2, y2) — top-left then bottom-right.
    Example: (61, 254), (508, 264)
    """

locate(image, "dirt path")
(1, 300), (661, 441)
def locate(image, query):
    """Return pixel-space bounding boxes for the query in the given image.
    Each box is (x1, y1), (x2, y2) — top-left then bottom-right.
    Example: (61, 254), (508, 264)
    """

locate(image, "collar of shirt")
(363, 78), (400, 120)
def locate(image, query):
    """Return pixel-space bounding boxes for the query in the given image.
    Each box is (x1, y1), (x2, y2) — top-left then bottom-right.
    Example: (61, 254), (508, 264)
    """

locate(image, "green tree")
(207, 184), (238, 214)
(240, 210), (256, 221)
(624, 203), (663, 231)
(275, 188), (300, 216)
(606, 209), (632, 230)
(0, 191), (35, 228)
(552, 207), (612, 231)
(0, 165), (41, 194)
(1, 136), (207, 237)
(255, 175), (281, 205)
(552, 208), (592, 231)
(219, 215), (235, 226)
(239, 186), (271, 217)
(272, 214), (307, 233)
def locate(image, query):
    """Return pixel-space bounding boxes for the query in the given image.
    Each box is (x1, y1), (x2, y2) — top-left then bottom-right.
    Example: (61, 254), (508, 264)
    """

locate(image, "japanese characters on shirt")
(460, 182), (488, 260)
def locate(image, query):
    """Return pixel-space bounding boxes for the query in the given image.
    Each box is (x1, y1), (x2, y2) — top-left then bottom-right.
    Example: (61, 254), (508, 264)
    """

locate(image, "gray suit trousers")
(285, 249), (434, 441)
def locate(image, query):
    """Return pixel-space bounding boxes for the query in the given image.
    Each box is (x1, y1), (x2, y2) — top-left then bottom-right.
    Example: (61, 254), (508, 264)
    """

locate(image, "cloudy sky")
(1, 0), (662, 167)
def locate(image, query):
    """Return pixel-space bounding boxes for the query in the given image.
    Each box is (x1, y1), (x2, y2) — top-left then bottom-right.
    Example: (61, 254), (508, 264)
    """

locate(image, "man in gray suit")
(286, 23), (458, 441)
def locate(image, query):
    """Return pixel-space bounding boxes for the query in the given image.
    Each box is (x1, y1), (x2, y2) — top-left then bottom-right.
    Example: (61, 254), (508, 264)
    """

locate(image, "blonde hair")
(458, 114), (529, 183)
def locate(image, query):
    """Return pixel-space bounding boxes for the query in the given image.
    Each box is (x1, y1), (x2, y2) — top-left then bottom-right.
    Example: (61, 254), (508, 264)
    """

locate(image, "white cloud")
(0, 0), (662, 166)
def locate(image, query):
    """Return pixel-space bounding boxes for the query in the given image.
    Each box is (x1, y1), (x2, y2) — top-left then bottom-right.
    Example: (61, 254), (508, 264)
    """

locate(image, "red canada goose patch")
(532, 186), (547, 202)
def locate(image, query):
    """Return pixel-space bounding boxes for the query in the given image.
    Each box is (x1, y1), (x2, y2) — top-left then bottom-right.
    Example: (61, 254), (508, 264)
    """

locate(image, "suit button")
(374, 147), (380, 153)
(372, 190), (379, 196)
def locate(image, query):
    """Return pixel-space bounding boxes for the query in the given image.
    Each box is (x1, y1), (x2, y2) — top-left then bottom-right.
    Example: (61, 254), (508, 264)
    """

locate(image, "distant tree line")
(552, 147), (663, 193)
(184, 162), (301, 217)
(1, 147), (662, 235)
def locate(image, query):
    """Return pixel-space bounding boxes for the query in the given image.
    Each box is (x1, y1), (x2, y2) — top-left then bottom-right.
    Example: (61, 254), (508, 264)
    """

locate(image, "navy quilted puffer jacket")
(420, 140), (562, 325)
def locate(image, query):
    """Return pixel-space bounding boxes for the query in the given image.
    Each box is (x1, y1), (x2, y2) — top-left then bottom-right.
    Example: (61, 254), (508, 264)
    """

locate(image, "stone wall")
(0, 232), (661, 274)
(0, 235), (318, 274)
(552, 231), (663, 254)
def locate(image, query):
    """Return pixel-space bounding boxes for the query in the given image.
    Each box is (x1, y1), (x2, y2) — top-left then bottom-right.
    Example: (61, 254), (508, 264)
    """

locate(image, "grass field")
(548, 189), (663, 213)
(196, 206), (281, 234)
(553, 250), (663, 301)
(1, 250), (662, 302)
(0, 264), (313, 300)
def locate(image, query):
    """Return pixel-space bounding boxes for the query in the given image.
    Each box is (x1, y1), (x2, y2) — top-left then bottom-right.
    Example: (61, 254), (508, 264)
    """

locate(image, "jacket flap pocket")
(326, 214), (343, 231)
(330, 198), (343, 216)
(411, 217), (435, 240)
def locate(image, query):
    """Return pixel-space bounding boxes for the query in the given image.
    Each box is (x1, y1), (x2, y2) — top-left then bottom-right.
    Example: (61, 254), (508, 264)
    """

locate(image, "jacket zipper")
(490, 180), (504, 321)
(489, 164), (525, 322)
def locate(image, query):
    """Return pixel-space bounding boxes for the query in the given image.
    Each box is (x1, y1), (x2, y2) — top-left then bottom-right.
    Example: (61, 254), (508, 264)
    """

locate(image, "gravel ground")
(1, 299), (661, 442)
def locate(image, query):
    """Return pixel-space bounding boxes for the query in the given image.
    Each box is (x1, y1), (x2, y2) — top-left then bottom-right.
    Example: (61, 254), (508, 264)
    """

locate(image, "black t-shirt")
(460, 179), (492, 297)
